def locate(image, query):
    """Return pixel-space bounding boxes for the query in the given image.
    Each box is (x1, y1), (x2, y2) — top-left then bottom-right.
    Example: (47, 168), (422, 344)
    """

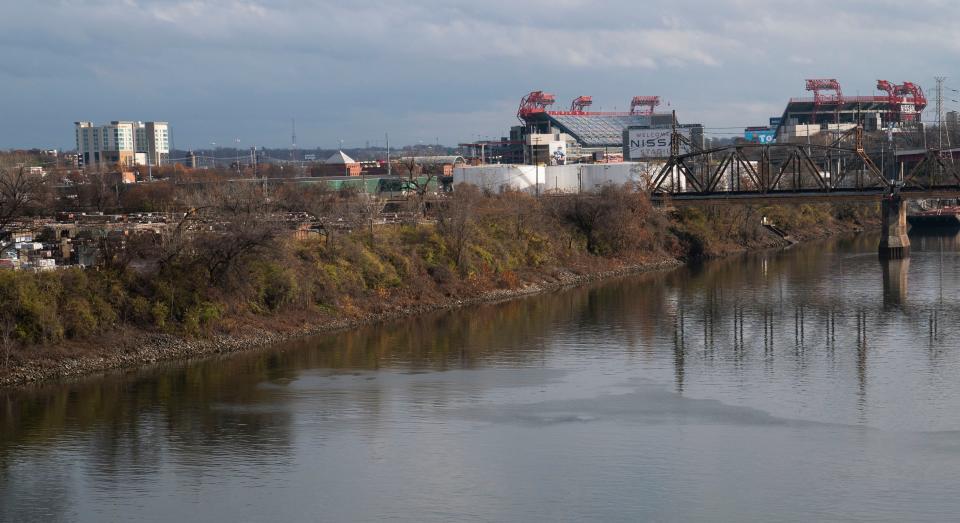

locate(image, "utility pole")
(936, 76), (946, 152)
(291, 118), (297, 163)
(386, 132), (391, 176)
(235, 138), (241, 176)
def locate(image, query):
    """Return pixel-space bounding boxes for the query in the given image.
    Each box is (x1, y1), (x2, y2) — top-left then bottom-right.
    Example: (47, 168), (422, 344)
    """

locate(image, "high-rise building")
(75, 121), (169, 168)
(946, 111), (960, 132)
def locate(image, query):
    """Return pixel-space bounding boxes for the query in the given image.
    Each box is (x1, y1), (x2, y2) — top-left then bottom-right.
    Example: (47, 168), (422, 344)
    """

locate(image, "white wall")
(453, 162), (678, 193)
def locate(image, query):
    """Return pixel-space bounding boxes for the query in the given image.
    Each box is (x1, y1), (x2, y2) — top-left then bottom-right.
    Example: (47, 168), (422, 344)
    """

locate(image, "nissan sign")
(626, 128), (690, 160)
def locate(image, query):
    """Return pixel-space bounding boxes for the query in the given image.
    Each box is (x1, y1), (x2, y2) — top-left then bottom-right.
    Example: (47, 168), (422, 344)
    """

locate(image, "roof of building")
(325, 150), (356, 164)
(774, 97), (907, 135)
(783, 97), (890, 113)
(531, 113), (675, 147)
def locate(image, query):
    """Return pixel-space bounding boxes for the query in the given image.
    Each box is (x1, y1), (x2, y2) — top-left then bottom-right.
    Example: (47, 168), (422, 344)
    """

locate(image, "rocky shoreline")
(0, 258), (683, 389)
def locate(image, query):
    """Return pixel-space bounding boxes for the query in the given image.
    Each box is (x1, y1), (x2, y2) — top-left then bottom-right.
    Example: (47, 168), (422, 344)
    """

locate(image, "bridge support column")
(879, 194), (910, 259)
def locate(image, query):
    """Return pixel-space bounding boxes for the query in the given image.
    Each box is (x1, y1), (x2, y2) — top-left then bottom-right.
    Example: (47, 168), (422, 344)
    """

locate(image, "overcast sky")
(3, 0), (959, 150)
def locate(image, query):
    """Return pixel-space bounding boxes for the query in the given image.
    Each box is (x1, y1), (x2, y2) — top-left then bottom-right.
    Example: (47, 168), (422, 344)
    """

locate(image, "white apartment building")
(75, 121), (169, 168)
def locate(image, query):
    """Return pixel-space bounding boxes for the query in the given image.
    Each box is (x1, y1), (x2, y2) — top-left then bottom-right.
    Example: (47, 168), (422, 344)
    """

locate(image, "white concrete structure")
(75, 121), (169, 168)
(324, 150), (356, 164)
(453, 162), (685, 194)
(525, 132), (574, 164)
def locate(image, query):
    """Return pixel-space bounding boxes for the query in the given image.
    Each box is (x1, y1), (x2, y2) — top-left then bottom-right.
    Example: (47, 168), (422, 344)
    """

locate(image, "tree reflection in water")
(2, 230), (960, 521)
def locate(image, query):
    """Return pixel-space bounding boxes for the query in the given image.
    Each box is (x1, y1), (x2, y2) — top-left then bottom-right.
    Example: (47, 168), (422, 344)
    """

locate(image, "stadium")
(774, 79), (927, 139)
(460, 91), (689, 164)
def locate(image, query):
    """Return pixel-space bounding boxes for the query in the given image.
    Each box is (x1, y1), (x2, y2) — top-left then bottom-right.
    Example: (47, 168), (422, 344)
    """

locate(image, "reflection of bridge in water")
(654, 231), (960, 398)
(647, 126), (960, 259)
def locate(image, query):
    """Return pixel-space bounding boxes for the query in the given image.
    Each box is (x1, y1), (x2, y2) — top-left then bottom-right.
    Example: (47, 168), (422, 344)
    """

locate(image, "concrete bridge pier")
(879, 194), (910, 259)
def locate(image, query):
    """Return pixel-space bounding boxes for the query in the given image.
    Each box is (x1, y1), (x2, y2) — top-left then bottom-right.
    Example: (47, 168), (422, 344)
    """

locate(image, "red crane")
(805, 78), (844, 104)
(876, 80), (927, 123)
(805, 79), (844, 122)
(877, 79), (898, 123)
(630, 96), (661, 116)
(896, 82), (926, 121)
(517, 90), (557, 121)
(569, 95), (593, 112)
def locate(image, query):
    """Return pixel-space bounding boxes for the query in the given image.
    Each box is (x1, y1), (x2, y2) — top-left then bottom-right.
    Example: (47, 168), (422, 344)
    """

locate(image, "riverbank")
(0, 189), (878, 389)
(0, 258), (683, 387)
(6, 221), (957, 523)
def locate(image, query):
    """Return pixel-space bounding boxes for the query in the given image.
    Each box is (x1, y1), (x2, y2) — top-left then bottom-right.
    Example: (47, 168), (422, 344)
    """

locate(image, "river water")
(3, 232), (960, 522)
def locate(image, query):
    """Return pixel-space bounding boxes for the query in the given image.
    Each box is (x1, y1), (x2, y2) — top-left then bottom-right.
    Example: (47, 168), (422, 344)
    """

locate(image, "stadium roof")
(784, 97), (890, 113)
(523, 112), (675, 147)
(774, 96), (910, 135)
(546, 114), (654, 147)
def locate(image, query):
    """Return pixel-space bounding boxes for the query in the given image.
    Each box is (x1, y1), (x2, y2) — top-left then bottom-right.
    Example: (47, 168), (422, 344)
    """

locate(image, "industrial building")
(516, 91), (677, 163)
(463, 91), (699, 165)
(312, 150), (361, 176)
(74, 121), (170, 168)
(774, 79), (926, 140)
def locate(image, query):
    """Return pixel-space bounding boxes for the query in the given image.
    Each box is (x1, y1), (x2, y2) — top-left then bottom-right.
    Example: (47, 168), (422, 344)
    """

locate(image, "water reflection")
(881, 257), (910, 308)
(2, 229), (960, 521)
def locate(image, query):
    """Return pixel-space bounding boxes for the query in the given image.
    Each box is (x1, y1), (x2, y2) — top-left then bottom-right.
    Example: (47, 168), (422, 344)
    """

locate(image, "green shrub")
(151, 301), (170, 329)
(63, 297), (97, 339)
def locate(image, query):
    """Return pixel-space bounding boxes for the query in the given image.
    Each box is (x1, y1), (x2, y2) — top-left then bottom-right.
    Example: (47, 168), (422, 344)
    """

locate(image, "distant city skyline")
(2, 0), (959, 150)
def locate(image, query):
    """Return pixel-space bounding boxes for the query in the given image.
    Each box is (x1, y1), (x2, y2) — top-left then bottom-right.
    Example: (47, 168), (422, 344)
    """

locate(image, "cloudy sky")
(2, 0), (958, 150)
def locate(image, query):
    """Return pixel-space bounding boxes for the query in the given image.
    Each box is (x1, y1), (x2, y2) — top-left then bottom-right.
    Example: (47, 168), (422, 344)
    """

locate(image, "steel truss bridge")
(647, 127), (960, 202)
(643, 126), (960, 258)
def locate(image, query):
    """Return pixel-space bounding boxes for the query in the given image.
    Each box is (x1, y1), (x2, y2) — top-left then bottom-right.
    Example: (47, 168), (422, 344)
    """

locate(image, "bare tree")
(437, 183), (482, 268)
(275, 183), (371, 245)
(188, 183), (285, 286)
(0, 314), (16, 370)
(545, 184), (653, 255)
(398, 157), (437, 222)
(0, 166), (45, 237)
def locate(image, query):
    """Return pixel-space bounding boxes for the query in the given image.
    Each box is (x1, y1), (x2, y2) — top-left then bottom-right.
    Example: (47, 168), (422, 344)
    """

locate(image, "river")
(3, 231), (960, 522)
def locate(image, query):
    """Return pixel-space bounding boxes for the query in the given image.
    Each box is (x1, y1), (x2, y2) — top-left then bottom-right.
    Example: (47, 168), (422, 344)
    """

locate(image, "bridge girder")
(642, 126), (960, 201)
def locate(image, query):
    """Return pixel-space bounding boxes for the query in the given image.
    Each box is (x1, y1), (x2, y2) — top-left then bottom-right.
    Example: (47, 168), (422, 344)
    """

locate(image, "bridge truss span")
(648, 126), (960, 201)
(649, 127), (891, 197)
(643, 125), (960, 258)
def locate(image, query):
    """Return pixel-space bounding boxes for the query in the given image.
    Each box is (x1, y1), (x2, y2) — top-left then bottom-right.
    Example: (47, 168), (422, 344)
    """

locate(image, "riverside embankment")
(0, 186), (878, 388)
(7, 231), (960, 522)
(0, 259), (682, 387)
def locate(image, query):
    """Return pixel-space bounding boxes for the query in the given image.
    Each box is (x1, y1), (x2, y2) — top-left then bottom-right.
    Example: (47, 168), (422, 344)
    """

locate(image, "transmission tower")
(934, 76), (954, 168)
(290, 118), (297, 162)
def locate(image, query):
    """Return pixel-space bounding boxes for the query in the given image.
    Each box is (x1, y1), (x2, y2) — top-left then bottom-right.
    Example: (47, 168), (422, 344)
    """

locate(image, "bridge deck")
(653, 187), (960, 205)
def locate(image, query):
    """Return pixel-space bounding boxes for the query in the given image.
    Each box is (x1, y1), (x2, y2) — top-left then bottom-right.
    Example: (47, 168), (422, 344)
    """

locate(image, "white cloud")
(2, 0), (960, 147)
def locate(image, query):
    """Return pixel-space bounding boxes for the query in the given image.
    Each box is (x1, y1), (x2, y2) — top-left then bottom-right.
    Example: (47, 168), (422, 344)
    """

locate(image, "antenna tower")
(291, 118), (297, 162)
(935, 77), (948, 153)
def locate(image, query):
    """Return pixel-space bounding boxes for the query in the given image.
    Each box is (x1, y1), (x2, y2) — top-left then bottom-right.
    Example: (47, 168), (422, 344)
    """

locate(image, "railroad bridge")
(646, 126), (960, 259)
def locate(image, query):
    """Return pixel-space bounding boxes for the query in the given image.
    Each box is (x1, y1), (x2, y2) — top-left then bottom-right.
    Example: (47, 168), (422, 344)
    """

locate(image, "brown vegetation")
(0, 181), (877, 375)
(0, 166), (48, 234)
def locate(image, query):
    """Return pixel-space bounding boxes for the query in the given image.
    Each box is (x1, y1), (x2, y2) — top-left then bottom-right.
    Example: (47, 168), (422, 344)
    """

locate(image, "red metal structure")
(630, 96), (661, 116)
(896, 82), (926, 122)
(569, 95), (593, 113)
(876, 80), (927, 123)
(516, 90), (664, 123)
(517, 91), (557, 121)
(877, 79), (898, 123)
(805, 79), (844, 121)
